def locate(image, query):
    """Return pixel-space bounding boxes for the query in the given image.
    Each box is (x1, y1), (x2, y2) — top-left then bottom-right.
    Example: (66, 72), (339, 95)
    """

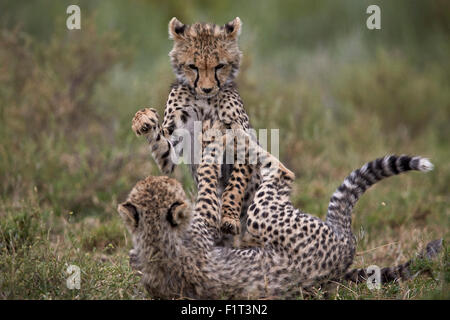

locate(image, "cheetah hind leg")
(221, 129), (295, 235)
(241, 130), (295, 186)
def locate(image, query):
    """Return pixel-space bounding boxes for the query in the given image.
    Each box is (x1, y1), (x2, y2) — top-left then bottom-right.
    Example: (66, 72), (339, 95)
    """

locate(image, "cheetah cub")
(119, 129), (440, 299)
(132, 17), (260, 236)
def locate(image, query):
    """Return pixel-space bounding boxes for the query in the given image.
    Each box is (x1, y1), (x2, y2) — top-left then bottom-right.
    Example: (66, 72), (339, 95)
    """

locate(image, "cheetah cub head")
(168, 17), (242, 99)
(117, 176), (191, 262)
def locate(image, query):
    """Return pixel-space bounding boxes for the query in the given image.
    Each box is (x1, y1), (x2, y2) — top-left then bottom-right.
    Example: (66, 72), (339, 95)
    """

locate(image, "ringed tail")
(344, 239), (442, 284)
(325, 155), (433, 236)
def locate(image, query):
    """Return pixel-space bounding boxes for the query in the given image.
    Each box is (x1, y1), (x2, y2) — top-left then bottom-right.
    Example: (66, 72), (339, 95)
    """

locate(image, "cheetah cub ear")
(169, 17), (186, 40)
(118, 201), (139, 232)
(166, 201), (191, 227)
(224, 17), (242, 39)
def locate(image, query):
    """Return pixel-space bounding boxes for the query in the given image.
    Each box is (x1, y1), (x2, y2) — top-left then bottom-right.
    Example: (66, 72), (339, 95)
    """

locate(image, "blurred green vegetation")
(0, 0), (448, 299)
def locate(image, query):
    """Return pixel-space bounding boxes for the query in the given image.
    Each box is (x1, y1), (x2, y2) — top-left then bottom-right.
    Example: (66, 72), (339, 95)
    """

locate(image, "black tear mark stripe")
(193, 67), (199, 89)
(213, 52), (221, 89)
(214, 69), (221, 88)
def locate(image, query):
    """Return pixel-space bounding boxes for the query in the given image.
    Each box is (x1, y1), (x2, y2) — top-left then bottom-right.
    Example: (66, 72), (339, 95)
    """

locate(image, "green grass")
(0, 0), (449, 299)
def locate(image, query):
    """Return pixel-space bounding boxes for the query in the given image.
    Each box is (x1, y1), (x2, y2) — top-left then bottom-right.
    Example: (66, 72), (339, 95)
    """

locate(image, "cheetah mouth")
(198, 94), (217, 100)
(196, 91), (219, 99)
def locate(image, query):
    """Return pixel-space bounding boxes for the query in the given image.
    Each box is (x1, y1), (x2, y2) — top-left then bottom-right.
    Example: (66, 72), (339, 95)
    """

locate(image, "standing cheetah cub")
(132, 17), (260, 236)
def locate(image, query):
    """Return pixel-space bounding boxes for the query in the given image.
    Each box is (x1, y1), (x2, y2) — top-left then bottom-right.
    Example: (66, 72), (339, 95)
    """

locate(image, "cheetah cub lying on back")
(132, 17), (260, 236)
(119, 128), (440, 299)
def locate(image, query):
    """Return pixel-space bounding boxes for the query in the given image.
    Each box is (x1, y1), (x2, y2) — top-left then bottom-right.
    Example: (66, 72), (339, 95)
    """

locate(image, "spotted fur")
(132, 17), (260, 236)
(119, 130), (437, 299)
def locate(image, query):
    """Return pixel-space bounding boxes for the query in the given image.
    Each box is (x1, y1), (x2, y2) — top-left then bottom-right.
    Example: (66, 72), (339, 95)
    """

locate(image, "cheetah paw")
(132, 108), (160, 137)
(221, 216), (241, 235)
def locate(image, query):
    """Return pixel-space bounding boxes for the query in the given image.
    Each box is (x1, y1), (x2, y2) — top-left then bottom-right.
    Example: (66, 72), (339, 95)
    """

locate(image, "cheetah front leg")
(132, 107), (195, 175)
(220, 163), (252, 235)
(191, 121), (227, 239)
(132, 108), (178, 174)
(220, 128), (253, 235)
(216, 93), (252, 236)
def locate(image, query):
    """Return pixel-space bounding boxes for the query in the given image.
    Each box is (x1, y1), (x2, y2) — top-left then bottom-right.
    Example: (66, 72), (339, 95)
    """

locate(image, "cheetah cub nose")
(202, 87), (213, 93)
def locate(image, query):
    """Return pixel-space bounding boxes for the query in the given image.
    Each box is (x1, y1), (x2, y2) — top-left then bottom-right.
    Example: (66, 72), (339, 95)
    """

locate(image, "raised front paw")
(132, 108), (160, 137)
